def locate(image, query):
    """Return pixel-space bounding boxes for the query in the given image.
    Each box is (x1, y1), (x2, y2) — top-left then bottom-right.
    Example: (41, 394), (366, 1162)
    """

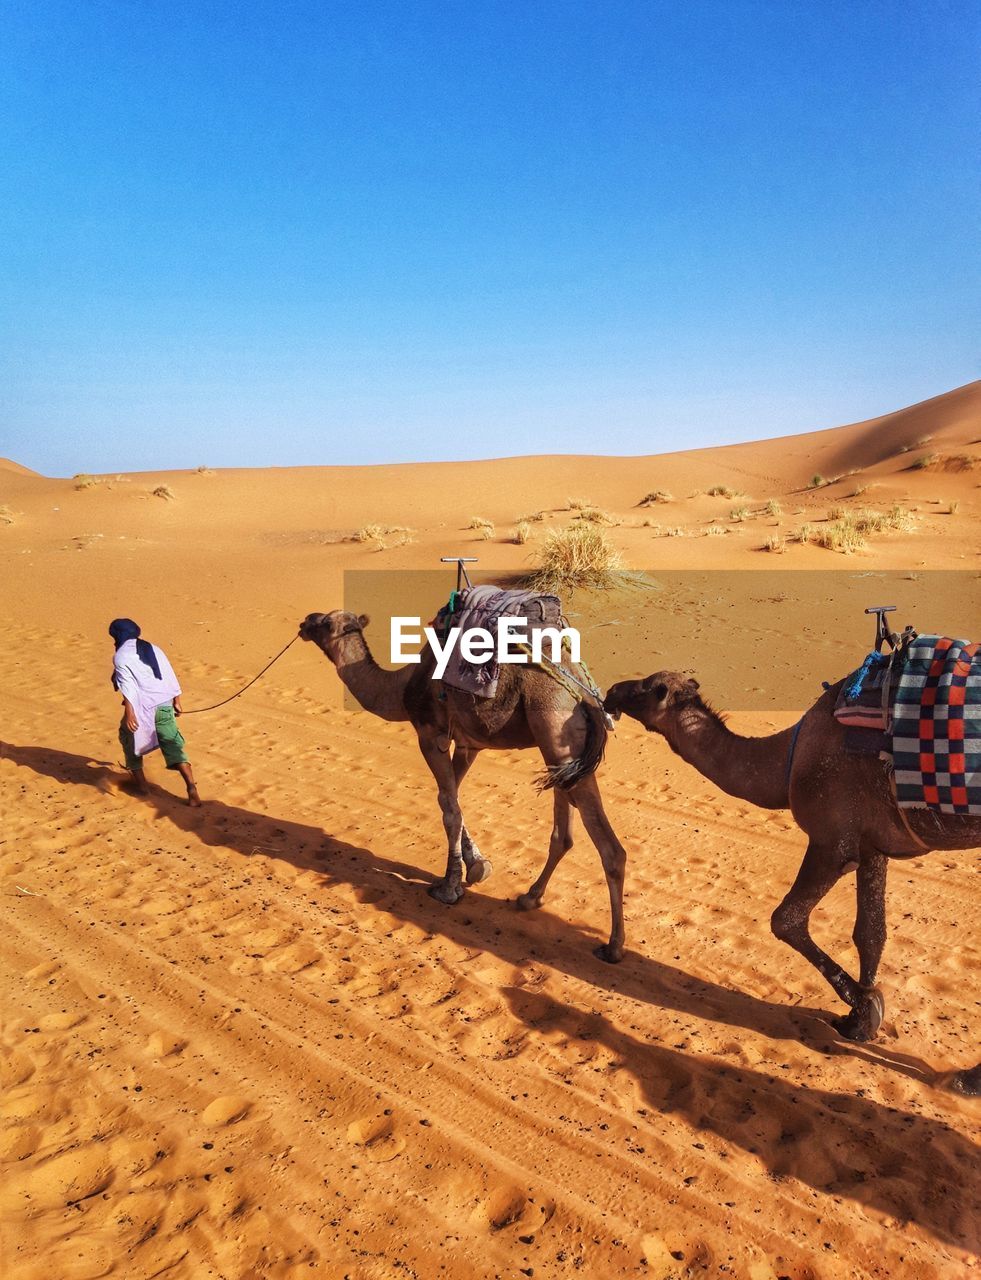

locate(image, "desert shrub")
(910, 453), (938, 470)
(704, 524), (727, 536)
(730, 506), (751, 522)
(574, 506), (620, 525)
(793, 524), (813, 543)
(514, 522), (532, 544)
(0, 505), (14, 525)
(948, 499), (960, 515)
(516, 510), (546, 523)
(764, 498), (782, 516)
(195, 465), (215, 475)
(353, 524), (413, 551)
(809, 474), (826, 488)
(706, 485), (738, 498)
(530, 523), (622, 592)
(566, 496), (591, 510)
(760, 534), (785, 553)
(468, 516), (495, 539)
(153, 485), (176, 501)
(639, 490), (673, 505)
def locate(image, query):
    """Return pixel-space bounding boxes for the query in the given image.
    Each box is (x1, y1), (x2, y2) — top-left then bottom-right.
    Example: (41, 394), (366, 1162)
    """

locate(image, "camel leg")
(834, 851), (888, 1042)
(569, 774), (627, 964)
(770, 839), (864, 1012)
(517, 790), (574, 911)
(452, 746), (493, 885)
(419, 736), (467, 905)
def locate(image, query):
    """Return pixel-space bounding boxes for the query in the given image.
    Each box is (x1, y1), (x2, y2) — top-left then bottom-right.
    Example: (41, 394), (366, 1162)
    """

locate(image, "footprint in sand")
(346, 1113), (407, 1162)
(201, 1095), (251, 1126)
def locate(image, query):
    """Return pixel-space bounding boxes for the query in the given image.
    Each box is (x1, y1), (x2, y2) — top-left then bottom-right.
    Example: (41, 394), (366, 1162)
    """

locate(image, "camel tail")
(536, 699), (608, 792)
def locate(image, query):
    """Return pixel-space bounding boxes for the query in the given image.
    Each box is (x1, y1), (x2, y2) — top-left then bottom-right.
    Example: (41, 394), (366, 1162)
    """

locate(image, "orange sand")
(1, 383), (979, 1279)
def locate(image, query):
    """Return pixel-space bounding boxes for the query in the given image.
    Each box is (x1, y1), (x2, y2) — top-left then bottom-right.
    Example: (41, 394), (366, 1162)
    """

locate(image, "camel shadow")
(0, 741), (947, 1087)
(501, 986), (980, 1256)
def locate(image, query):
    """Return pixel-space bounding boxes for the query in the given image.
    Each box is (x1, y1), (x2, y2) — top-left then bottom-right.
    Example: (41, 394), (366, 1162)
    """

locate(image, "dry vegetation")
(573, 506), (620, 526)
(152, 485), (176, 501)
(0, 505), (15, 525)
(529, 522), (622, 592)
(513, 522), (532, 544)
(467, 516), (495, 540)
(705, 484), (740, 498)
(638, 489), (673, 505)
(353, 523), (414, 551)
(73, 473), (130, 490)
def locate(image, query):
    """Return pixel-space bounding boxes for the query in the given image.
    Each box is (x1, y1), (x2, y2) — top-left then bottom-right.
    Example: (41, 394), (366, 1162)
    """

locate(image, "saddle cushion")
(890, 635), (981, 814)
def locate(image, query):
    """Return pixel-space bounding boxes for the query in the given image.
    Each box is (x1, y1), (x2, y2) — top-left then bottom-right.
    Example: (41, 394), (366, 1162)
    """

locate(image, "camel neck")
(329, 632), (413, 723)
(665, 704), (793, 810)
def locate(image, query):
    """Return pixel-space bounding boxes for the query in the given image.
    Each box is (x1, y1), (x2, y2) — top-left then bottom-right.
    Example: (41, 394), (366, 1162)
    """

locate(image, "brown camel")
(299, 611), (630, 961)
(603, 671), (981, 1049)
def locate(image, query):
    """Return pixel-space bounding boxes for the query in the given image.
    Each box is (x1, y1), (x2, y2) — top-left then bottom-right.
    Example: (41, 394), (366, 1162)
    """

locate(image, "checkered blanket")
(891, 635), (981, 814)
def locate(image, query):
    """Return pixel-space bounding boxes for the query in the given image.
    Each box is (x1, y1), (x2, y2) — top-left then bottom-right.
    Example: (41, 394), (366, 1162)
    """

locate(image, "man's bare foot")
(129, 770), (150, 795)
(187, 785), (202, 807)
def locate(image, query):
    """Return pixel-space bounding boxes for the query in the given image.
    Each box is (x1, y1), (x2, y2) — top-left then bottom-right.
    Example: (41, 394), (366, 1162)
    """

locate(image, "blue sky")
(1, 1), (978, 474)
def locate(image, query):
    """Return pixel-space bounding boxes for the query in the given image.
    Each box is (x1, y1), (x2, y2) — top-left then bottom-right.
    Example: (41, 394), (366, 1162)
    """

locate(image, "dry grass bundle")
(513, 522), (532, 544)
(729, 506), (751, 522)
(706, 485), (739, 498)
(353, 523), (414, 551)
(152, 485), (176, 501)
(639, 490), (673, 505)
(529, 523), (622, 593)
(760, 534), (785, 553)
(763, 498), (782, 516)
(468, 516), (495, 540)
(813, 505), (914, 553)
(516, 510), (546, 523)
(574, 506), (620, 526)
(704, 524), (727, 536)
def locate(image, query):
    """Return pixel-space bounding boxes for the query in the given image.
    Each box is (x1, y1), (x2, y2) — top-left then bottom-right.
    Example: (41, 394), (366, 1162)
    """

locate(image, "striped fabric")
(891, 635), (981, 815)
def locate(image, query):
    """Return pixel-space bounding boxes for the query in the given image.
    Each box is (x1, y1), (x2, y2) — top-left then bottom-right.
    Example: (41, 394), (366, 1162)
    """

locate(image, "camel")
(603, 671), (981, 1047)
(298, 611), (630, 961)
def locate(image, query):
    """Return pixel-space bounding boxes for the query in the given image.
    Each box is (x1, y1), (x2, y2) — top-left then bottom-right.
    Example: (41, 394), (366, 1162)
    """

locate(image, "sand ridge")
(1, 383), (979, 1278)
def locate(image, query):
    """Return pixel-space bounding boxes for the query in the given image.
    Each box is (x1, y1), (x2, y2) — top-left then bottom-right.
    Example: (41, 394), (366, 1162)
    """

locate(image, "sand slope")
(2, 384), (979, 1279)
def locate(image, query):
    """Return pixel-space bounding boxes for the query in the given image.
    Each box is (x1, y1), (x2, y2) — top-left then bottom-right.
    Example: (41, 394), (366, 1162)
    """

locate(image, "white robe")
(113, 639), (182, 756)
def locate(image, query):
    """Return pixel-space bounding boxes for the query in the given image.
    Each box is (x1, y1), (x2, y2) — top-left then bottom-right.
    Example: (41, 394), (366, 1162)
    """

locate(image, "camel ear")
(686, 678), (700, 692)
(358, 613), (370, 629)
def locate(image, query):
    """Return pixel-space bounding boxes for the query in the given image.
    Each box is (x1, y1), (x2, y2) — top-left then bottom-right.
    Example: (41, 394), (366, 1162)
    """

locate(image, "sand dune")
(2, 383), (979, 1279)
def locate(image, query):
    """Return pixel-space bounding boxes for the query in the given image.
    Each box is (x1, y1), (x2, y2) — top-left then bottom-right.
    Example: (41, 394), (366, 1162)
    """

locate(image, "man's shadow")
(501, 986), (980, 1257)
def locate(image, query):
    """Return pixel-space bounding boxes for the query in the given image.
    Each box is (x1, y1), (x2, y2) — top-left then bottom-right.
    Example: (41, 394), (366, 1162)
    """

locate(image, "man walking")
(109, 618), (201, 806)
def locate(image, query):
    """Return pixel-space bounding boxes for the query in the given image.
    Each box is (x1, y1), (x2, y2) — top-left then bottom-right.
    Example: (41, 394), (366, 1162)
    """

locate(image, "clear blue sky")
(2, 1), (978, 475)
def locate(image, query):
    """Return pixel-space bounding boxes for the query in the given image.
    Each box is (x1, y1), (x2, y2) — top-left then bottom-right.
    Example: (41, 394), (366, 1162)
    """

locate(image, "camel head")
(604, 670), (700, 733)
(298, 611), (370, 660)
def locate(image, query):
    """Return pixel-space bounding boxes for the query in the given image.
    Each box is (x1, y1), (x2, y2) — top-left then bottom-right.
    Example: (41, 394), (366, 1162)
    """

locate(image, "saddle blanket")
(891, 635), (981, 815)
(437, 584), (565, 699)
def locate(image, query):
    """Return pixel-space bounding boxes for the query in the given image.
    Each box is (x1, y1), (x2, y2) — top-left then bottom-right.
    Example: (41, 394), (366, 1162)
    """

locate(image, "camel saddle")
(835, 634), (981, 815)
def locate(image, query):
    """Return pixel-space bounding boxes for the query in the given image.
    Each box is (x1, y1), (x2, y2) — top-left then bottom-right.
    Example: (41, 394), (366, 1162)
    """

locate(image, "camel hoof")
(832, 986), (885, 1042)
(428, 880), (465, 905)
(594, 943), (624, 965)
(940, 1064), (981, 1096)
(466, 858), (493, 885)
(516, 892), (542, 912)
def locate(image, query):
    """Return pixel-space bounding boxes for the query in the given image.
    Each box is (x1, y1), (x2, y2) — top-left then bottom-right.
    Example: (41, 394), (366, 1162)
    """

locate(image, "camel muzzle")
(299, 613), (329, 640)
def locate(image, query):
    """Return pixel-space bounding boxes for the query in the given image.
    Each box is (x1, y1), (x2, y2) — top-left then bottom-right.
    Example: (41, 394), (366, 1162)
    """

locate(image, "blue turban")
(109, 618), (162, 681)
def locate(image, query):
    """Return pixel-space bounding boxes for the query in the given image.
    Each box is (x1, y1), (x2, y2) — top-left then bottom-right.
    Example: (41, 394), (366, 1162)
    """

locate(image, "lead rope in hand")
(181, 633), (300, 715)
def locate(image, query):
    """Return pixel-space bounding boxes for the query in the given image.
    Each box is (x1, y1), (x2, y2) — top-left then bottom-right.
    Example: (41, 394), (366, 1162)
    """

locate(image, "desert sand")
(1, 382), (979, 1279)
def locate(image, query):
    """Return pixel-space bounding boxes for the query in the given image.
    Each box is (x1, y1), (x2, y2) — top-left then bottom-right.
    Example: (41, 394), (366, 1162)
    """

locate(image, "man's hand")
(123, 700), (139, 734)
(173, 697), (183, 717)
